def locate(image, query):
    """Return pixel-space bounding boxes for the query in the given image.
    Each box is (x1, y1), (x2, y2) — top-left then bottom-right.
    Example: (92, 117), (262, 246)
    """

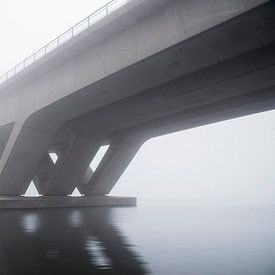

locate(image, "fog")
(1, 0), (274, 203)
(112, 111), (275, 203)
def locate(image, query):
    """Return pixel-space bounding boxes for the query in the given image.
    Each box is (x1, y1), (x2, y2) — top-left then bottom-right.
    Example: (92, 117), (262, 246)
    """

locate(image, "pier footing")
(0, 196), (136, 209)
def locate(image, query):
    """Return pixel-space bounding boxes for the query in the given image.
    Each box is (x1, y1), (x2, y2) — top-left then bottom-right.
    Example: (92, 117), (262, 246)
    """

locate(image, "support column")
(83, 134), (144, 195)
(77, 167), (94, 194)
(43, 137), (100, 195)
(0, 123), (14, 160)
(0, 121), (54, 195)
(32, 154), (55, 195)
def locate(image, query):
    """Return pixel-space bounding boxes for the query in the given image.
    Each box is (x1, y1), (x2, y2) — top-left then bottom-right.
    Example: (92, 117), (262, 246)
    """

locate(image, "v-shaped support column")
(0, 120), (55, 195)
(82, 134), (144, 195)
(32, 153), (55, 195)
(77, 166), (94, 194)
(42, 137), (100, 195)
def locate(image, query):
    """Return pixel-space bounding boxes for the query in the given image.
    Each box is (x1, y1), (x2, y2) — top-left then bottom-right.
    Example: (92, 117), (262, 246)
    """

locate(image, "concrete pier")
(0, 196), (136, 209)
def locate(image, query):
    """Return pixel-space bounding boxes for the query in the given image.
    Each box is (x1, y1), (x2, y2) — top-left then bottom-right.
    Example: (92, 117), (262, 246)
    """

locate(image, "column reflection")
(0, 208), (148, 275)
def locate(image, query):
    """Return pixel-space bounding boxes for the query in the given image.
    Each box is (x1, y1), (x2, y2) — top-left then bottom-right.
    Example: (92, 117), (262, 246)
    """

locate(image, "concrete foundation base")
(0, 195), (136, 209)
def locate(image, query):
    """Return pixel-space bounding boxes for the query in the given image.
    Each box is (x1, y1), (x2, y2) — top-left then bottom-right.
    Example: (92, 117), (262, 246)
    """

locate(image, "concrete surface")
(0, 0), (274, 207)
(0, 196), (136, 209)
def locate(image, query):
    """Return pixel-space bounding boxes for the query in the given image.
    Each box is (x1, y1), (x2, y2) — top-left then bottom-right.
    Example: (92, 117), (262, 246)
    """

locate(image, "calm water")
(0, 202), (274, 275)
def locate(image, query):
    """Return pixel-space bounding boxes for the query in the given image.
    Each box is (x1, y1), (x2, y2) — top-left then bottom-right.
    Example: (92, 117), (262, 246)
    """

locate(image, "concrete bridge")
(0, 0), (274, 208)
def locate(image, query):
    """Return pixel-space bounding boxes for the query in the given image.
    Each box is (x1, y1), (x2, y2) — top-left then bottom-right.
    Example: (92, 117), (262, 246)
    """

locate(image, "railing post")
(0, 0), (130, 87)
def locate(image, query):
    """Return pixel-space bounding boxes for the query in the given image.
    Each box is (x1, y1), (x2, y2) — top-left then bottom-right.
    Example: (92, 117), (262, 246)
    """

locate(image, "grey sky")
(1, 0), (274, 203)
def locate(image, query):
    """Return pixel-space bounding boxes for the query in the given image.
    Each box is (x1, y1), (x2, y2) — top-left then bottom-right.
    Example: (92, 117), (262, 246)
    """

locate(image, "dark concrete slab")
(0, 196), (136, 209)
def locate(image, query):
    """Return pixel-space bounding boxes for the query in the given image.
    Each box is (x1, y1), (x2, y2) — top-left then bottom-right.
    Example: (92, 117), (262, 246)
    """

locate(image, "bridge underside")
(0, 1), (274, 208)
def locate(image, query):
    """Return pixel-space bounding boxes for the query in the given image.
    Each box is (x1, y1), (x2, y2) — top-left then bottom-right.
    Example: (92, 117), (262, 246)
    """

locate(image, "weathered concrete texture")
(0, 0), (274, 205)
(0, 196), (136, 209)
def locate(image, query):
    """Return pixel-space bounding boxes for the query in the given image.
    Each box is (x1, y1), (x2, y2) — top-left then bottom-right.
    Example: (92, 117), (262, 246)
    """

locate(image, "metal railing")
(0, 0), (132, 86)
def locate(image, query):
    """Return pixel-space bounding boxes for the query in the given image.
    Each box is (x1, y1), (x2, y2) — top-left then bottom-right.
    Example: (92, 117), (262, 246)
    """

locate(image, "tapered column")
(0, 123), (14, 160)
(83, 134), (144, 195)
(77, 167), (94, 194)
(0, 121), (54, 195)
(43, 137), (100, 195)
(32, 154), (55, 195)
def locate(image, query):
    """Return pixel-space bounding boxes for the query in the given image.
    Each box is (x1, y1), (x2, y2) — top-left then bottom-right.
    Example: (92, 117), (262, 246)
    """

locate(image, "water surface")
(0, 202), (274, 274)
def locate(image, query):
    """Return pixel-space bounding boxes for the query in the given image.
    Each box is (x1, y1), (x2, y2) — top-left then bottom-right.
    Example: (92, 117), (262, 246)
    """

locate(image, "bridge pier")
(0, 116), (143, 208)
(0, 195), (137, 209)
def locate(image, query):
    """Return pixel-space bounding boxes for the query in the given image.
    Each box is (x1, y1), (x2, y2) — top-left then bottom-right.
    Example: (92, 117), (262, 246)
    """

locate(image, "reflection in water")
(21, 213), (41, 234)
(69, 210), (83, 228)
(0, 204), (274, 274)
(85, 236), (113, 269)
(0, 208), (148, 275)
